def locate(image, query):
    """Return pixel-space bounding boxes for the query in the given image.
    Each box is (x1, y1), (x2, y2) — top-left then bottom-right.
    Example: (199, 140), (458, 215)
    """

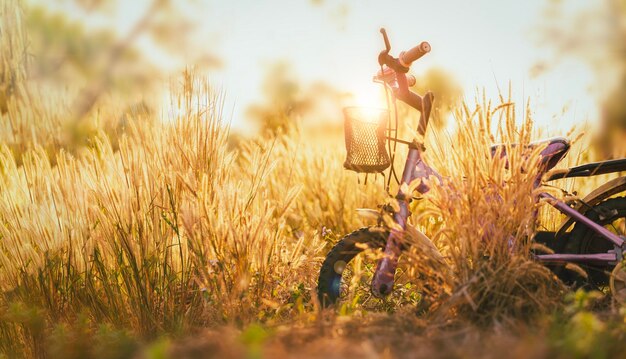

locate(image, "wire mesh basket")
(343, 107), (391, 173)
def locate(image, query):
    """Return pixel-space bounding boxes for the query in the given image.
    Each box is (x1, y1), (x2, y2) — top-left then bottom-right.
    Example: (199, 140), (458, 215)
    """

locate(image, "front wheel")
(317, 227), (388, 307)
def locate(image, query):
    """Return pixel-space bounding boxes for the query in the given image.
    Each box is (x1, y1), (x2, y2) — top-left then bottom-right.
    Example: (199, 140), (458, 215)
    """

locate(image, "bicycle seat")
(490, 137), (570, 171)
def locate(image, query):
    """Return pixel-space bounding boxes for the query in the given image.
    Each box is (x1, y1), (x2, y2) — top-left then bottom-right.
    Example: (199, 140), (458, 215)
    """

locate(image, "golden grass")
(3, 1), (626, 357)
(422, 96), (565, 324)
(0, 73), (609, 357)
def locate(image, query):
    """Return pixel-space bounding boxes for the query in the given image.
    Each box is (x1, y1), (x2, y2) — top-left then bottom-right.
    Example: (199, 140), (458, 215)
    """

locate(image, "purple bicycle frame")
(370, 72), (625, 297)
(371, 73), (439, 297)
(534, 192), (623, 263)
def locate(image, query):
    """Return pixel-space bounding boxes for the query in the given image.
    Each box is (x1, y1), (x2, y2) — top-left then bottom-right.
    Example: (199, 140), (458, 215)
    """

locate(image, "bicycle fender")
(555, 176), (626, 238)
(405, 224), (444, 263)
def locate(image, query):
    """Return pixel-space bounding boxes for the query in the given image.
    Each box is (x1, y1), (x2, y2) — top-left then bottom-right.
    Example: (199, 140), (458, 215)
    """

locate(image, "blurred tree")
(247, 62), (461, 137)
(388, 67), (462, 143)
(308, 0), (350, 30)
(1, 0), (222, 159)
(246, 62), (312, 134)
(24, 0), (221, 119)
(26, 7), (154, 96)
(409, 68), (463, 130)
(0, 0), (28, 114)
(246, 61), (348, 135)
(538, 0), (626, 158)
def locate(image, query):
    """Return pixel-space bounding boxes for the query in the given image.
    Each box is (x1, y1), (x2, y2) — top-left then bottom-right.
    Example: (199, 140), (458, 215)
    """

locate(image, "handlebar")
(376, 28), (434, 138)
(399, 42), (431, 67)
(378, 28), (430, 71)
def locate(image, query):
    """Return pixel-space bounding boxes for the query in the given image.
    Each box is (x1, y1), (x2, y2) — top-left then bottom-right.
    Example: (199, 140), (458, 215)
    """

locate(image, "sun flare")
(343, 106), (388, 125)
(348, 84), (387, 109)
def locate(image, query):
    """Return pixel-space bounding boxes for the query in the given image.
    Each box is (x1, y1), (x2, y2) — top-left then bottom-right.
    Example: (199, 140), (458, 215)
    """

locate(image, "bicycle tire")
(317, 227), (388, 307)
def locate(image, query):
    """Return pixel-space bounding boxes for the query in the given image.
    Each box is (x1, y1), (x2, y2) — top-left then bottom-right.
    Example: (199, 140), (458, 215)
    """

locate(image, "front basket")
(343, 107), (391, 173)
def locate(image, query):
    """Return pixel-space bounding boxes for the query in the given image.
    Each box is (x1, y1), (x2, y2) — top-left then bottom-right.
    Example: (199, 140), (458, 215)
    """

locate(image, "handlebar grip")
(399, 42), (431, 67)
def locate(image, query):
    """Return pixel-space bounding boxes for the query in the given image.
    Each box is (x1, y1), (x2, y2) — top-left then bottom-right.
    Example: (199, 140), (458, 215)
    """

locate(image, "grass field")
(3, 1), (626, 358)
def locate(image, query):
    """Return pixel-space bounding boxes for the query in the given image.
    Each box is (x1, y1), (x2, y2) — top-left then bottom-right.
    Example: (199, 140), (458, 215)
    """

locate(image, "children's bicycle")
(317, 28), (626, 307)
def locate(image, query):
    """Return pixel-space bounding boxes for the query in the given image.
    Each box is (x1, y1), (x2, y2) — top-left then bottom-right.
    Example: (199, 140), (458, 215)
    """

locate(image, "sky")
(35, 0), (597, 133)
(203, 0), (595, 133)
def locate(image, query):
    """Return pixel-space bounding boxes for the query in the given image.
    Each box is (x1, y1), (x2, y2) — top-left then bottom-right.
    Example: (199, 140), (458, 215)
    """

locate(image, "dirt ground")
(167, 310), (571, 359)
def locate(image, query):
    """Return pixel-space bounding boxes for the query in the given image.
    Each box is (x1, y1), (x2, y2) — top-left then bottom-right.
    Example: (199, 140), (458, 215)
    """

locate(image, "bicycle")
(317, 28), (626, 308)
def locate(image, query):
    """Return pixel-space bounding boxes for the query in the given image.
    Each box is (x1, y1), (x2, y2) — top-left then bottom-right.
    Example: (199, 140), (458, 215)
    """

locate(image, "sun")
(343, 106), (388, 125)
(349, 84), (386, 109)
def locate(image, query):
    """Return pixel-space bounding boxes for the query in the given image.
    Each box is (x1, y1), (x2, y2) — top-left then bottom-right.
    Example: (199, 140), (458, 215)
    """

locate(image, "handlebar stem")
(391, 71), (434, 139)
(394, 73), (423, 112)
(378, 52), (409, 73)
(376, 30), (433, 139)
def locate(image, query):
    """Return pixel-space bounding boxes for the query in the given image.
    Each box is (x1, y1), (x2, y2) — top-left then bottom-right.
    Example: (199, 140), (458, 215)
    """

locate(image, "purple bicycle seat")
(490, 137), (571, 172)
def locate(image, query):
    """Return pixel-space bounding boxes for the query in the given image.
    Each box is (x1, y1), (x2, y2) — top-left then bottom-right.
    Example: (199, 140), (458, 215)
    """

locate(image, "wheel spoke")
(595, 209), (625, 238)
(569, 199), (626, 297)
(615, 266), (626, 281)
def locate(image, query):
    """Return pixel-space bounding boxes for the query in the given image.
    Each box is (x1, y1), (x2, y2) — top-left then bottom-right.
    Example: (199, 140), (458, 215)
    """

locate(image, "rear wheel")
(564, 197), (626, 288)
(317, 227), (388, 307)
(610, 261), (626, 302)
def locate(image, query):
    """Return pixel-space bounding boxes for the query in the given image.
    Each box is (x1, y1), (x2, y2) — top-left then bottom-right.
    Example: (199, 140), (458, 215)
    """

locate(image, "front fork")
(371, 198), (410, 296)
(370, 79), (435, 297)
(371, 148), (441, 297)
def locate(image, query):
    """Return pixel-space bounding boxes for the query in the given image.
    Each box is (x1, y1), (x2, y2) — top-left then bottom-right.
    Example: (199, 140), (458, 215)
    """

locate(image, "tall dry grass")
(0, 73), (594, 356)
(0, 5), (383, 346)
(2, 0), (620, 356)
(0, 71), (336, 355)
(421, 95), (565, 324)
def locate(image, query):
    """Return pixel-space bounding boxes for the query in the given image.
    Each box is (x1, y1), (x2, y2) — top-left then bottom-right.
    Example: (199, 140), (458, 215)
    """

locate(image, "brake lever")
(380, 28), (391, 52)
(378, 28), (409, 73)
(378, 28), (391, 66)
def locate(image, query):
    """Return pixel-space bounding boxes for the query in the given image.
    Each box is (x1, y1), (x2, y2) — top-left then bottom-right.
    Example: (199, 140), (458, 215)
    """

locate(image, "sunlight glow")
(31, 0), (600, 132)
(343, 106), (387, 125)
(348, 84), (387, 110)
